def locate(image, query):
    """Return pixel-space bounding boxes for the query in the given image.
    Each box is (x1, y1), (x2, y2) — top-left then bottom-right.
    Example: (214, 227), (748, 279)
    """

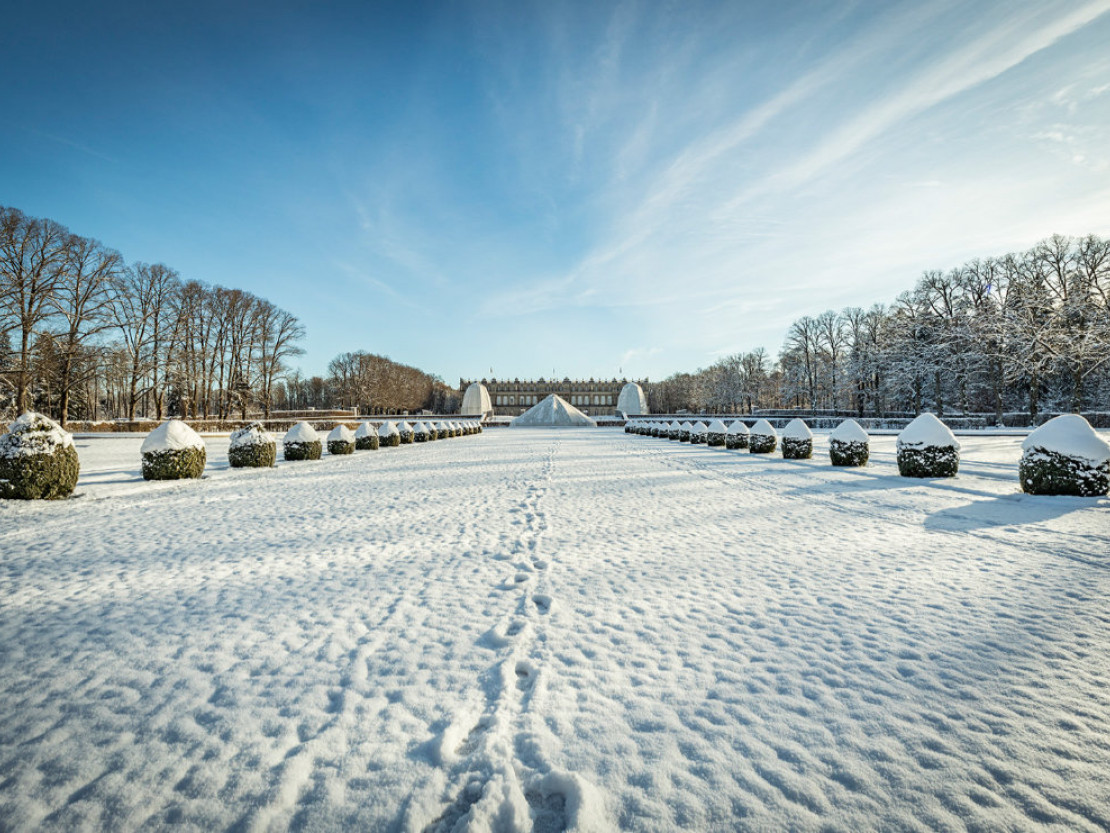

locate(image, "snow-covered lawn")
(2, 428), (1108, 831)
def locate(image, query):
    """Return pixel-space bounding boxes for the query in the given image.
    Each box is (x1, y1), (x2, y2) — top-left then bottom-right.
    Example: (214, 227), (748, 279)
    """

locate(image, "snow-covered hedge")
(284, 421), (322, 461)
(749, 419), (778, 454)
(414, 421), (432, 443)
(726, 421), (750, 450)
(897, 413), (959, 478)
(327, 424), (355, 455)
(355, 421), (380, 450)
(706, 419), (728, 447)
(142, 420), (207, 480)
(649, 422), (664, 438)
(665, 421), (679, 440)
(689, 421), (709, 445)
(1019, 414), (1110, 496)
(436, 420), (451, 439)
(781, 418), (813, 459)
(378, 421), (400, 447)
(829, 419), (869, 467)
(398, 421), (415, 444)
(0, 412), (80, 500)
(228, 422), (276, 468)
(679, 422), (692, 442)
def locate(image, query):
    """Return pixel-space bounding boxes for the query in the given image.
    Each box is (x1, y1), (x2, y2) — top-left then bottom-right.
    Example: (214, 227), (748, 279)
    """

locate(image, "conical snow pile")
(781, 419), (813, 459)
(897, 413), (959, 478)
(725, 421), (750, 450)
(511, 395), (597, 427)
(678, 422), (692, 442)
(668, 420), (683, 441)
(378, 421), (400, 447)
(284, 421), (322, 461)
(413, 421), (431, 443)
(229, 422), (276, 468)
(829, 419), (869, 467)
(142, 419), (207, 480)
(706, 419), (728, 447)
(749, 419), (778, 454)
(355, 421), (380, 450)
(327, 424), (355, 455)
(0, 412), (79, 499)
(1019, 414), (1110, 496)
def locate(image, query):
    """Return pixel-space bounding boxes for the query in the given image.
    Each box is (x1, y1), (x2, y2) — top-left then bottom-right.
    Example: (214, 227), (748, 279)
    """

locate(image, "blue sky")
(3, 1), (1109, 385)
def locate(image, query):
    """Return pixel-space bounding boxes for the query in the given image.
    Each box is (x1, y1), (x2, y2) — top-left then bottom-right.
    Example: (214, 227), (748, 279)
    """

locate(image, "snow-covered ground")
(1, 428), (1108, 832)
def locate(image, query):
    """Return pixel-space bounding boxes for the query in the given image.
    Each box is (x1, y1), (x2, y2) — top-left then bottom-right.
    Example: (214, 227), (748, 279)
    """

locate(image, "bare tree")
(0, 207), (69, 412)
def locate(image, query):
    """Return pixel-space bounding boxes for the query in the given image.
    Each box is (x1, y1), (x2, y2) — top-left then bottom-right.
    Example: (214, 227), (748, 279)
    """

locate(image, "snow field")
(1, 428), (1108, 831)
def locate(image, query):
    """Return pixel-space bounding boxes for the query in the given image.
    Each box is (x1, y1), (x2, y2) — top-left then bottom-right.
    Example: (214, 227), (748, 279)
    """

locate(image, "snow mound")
(461, 383), (493, 416)
(0, 412), (74, 458)
(141, 420), (204, 453)
(355, 421), (377, 439)
(897, 413), (959, 450)
(377, 421), (398, 437)
(727, 421), (750, 435)
(229, 422), (273, 449)
(284, 422), (320, 443)
(512, 395), (597, 427)
(708, 419), (728, 434)
(1022, 415), (1110, 465)
(751, 419), (777, 437)
(327, 425), (354, 443)
(617, 383), (649, 416)
(783, 418), (812, 440)
(831, 419), (869, 443)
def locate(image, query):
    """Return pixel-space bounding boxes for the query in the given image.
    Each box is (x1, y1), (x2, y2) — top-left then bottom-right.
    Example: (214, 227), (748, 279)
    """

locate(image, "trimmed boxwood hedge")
(749, 433), (776, 454)
(1020, 449), (1110, 496)
(829, 439), (868, 467)
(356, 433), (380, 451)
(897, 446), (959, 478)
(228, 423), (276, 468)
(781, 437), (813, 459)
(143, 447), (207, 480)
(328, 439), (355, 455)
(0, 413), (80, 500)
(284, 440), (322, 461)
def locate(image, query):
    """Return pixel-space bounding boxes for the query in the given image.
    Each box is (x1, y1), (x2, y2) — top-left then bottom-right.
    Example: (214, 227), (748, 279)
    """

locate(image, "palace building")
(459, 378), (647, 417)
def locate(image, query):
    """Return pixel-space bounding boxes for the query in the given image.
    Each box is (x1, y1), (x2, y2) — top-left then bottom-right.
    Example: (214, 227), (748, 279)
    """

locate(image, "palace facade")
(459, 378), (644, 417)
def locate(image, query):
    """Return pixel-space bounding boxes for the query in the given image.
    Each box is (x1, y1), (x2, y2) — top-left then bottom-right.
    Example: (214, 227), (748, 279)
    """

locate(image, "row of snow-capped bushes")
(0, 413), (482, 498)
(625, 414), (1110, 496)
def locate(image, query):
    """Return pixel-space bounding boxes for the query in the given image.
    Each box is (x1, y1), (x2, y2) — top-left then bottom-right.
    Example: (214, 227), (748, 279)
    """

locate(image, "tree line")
(648, 234), (1110, 422)
(1, 205), (305, 426)
(283, 351), (459, 415)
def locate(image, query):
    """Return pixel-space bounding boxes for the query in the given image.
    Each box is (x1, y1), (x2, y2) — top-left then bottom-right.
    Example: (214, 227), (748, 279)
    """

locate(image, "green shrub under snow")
(327, 425), (355, 455)
(284, 422), (322, 461)
(141, 420), (206, 481)
(725, 423), (749, 450)
(829, 440), (869, 467)
(228, 422), (276, 468)
(398, 422), (415, 444)
(896, 413), (959, 478)
(749, 419), (777, 454)
(828, 419), (869, 466)
(1019, 415), (1110, 496)
(0, 412), (80, 500)
(378, 422), (401, 447)
(413, 422), (431, 443)
(781, 419), (813, 459)
(355, 422), (380, 450)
